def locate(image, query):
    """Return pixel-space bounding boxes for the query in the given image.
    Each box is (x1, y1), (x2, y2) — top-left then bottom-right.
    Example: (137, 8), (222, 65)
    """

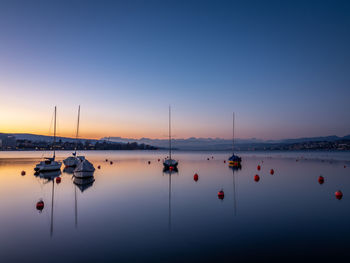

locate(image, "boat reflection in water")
(73, 175), (95, 229)
(229, 164), (241, 216)
(63, 166), (75, 174)
(34, 169), (62, 181)
(34, 170), (61, 237)
(163, 167), (178, 231)
(73, 176), (95, 192)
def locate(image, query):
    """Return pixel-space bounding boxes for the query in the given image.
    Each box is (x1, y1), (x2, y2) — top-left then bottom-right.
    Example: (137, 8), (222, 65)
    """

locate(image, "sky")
(0, 0), (349, 140)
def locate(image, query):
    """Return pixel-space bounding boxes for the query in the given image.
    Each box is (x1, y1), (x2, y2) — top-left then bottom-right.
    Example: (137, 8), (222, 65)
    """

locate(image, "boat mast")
(74, 105), (80, 156)
(53, 106), (57, 159)
(169, 105), (171, 160)
(232, 112), (235, 155)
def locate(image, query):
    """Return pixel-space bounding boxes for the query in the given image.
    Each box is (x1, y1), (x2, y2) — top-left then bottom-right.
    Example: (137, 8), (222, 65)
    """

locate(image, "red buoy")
(254, 174), (260, 182)
(97, 165), (101, 169)
(270, 169), (274, 175)
(224, 160), (226, 163)
(257, 165), (261, 171)
(344, 165), (347, 168)
(148, 161), (151, 164)
(194, 173), (199, 182)
(335, 190), (343, 200)
(56, 177), (61, 184)
(36, 200), (44, 211)
(21, 170), (26, 176)
(318, 176), (324, 184)
(207, 158), (210, 161)
(158, 159), (160, 162)
(218, 190), (224, 200)
(105, 159), (108, 162)
(110, 161), (113, 165)
(169, 166), (174, 171)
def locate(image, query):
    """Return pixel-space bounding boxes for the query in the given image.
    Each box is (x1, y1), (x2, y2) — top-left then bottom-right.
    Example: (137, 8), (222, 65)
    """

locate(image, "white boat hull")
(35, 161), (62, 172)
(74, 171), (94, 178)
(63, 156), (85, 167)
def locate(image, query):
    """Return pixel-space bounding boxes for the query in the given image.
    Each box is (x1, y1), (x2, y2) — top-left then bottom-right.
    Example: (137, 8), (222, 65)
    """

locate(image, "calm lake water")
(0, 150), (349, 263)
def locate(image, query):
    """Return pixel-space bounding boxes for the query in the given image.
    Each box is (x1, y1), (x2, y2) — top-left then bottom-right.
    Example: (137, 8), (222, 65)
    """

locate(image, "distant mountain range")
(104, 135), (350, 151)
(2, 133), (350, 151)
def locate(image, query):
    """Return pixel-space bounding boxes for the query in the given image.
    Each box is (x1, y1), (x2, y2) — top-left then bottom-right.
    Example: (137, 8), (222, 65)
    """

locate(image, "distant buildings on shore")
(0, 134), (157, 151)
(0, 134), (16, 150)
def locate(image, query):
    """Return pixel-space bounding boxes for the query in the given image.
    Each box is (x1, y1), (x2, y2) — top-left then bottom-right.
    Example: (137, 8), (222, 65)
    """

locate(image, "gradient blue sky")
(0, 0), (349, 139)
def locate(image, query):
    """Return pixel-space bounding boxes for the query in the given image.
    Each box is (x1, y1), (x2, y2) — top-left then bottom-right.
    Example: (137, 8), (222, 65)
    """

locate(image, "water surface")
(0, 151), (349, 262)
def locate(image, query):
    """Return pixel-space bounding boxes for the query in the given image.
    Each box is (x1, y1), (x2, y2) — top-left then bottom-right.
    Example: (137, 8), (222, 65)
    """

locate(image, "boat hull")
(35, 161), (62, 172)
(228, 161), (241, 166)
(163, 159), (178, 170)
(74, 171), (94, 178)
(63, 156), (85, 167)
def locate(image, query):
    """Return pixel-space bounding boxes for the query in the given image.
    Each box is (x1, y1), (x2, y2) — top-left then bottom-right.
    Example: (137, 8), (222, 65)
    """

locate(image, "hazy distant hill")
(104, 135), (350, 150)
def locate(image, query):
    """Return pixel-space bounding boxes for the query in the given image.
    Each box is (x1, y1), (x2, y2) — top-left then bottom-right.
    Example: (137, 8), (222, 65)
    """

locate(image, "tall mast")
(232, 112), (235, 154)
(169, 105), (171, 160)
(74, 105), (80, 156)
(53, 106), (57, 159)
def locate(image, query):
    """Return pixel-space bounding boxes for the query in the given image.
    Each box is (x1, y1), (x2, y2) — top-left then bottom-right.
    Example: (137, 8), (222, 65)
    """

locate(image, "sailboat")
(163, 106), (178, 170)
(63, 105), (85, 167)
(228, 112), (242, 167)
(34, 106), (62, 172)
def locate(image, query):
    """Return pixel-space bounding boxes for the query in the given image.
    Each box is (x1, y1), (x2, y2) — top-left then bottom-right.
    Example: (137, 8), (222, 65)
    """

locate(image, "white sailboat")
(163, 106), (178, 170)
(63, 105), (85, 167)
(74, 159), (95, 178)
(34, 106), (62, 172)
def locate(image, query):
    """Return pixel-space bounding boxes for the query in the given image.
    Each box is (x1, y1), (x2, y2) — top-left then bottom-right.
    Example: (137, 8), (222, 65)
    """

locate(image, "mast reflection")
(34, 170), (61, 237)
(163, 167), (178, 231)
(73, 175), (95, 229)
(229, 164), (241, 216)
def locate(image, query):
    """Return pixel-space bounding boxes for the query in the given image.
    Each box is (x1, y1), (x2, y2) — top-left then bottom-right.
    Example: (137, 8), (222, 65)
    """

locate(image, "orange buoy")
(56, 177), (61, 184)
(335, 190), (343, 200)
(218, 190), (224, 200)
(318, 176), (324, 184)
(257, 165), (261, 171)
(194, 173), (199, 182)
(270, 169), (274, 175)
(21, 170), (26, 176)
(36, 200), (44, 211)
(254, 174), (260, 182)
